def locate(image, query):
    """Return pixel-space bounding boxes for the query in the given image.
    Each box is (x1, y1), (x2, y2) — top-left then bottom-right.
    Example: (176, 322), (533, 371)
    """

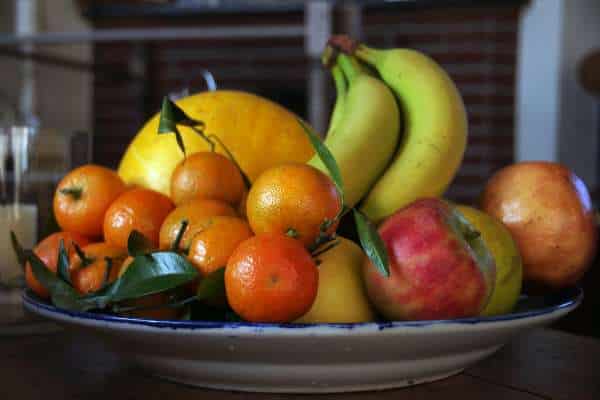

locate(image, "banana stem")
(337, 53), (362, 82)
(353, 45), (381, 68)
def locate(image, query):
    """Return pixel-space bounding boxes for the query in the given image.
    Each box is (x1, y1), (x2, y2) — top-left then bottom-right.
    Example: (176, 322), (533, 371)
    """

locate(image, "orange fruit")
(25, 232), (90, 299)
(246, 163), (342, 248)
(69, 242), (128, 295)
(188, 216), (253, 277)
(170, 152), (245, 207)
(116, 256), (181, 320)
(53, 164), (127, 238)
(158, 198), (237, 250)
(103, 188), (174, 249)
(225, 233), (318, 323)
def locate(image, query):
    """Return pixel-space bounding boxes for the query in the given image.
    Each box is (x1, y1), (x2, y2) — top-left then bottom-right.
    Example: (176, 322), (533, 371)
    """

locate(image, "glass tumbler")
(0, 126), (38, 290)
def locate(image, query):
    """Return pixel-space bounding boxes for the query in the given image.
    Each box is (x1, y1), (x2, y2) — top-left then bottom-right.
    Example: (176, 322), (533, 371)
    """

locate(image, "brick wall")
(93, 5), (520, 205)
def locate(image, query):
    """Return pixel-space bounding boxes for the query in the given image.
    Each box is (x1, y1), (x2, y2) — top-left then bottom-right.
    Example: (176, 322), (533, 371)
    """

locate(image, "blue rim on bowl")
(22, 286), (583, 331)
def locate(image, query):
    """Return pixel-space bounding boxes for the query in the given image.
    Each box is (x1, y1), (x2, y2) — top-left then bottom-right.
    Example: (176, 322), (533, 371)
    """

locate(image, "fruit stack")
(15, 35), (597, 324)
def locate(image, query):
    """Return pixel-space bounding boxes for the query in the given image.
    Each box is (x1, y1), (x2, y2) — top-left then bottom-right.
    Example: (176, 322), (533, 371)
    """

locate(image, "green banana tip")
(321, 45), (339, 69)
(327, 34), (358, 55)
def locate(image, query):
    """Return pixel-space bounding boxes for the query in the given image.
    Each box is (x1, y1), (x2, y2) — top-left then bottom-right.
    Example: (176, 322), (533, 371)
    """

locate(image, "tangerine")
(53, 164), (127, 238)
(25, 231), (90, 299)
(69, 242), (128, 294)
(158, 198), (237, 250)
(188, 216), (253, 277)
(103, 188), (174, 249)
(170, 152), (245, 207)
(246, 163), (342, 248)
(225, 233), (318, 323)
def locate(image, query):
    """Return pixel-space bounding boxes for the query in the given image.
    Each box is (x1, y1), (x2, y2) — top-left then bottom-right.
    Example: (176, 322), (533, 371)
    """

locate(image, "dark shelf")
(82, 0), (528, 20)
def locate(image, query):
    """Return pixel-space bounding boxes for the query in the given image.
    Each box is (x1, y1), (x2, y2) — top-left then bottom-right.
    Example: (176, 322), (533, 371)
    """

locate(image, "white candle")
(0, 204), (37, 286)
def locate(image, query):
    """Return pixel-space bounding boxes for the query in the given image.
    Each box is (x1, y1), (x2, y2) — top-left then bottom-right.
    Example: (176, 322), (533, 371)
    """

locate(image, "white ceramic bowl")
(23, 287), (582, 393)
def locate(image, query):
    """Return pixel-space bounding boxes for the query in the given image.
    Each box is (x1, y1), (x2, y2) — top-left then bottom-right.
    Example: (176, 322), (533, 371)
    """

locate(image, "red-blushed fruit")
(225, 233), (319, 323)
(363, 198), (495, 321)
(480, 161), (597, 289)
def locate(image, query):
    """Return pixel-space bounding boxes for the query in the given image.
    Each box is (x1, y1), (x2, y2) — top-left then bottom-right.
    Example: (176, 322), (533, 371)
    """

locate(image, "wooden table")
(1, 328), (598, 399)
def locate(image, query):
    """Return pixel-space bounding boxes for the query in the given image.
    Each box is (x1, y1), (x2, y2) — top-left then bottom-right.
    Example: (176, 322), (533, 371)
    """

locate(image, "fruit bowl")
(23, 286), (582, 393)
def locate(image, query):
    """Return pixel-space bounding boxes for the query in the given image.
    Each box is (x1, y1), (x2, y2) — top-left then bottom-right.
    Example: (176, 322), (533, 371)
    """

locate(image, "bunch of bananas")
(312, 35), (468, 223)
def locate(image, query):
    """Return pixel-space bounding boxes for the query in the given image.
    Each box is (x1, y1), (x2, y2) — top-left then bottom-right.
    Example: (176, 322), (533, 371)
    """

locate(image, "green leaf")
(298, 119), (345, 206)
(158, 97), (187, 156)
(127, 230), (154, 257)
(196, 267), (225, 301)
(109, 252), (199, 302)
(24, 249), (90, 310)
(353, 209), (390, 277)
(158, 97), (207, 157)
(158, 97), (190, 132)
(10, 231), (27, 268)
(56, 239), (71, 284)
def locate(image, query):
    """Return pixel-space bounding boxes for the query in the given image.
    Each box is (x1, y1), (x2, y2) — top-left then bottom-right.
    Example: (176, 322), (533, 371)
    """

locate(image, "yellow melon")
(117, 91), (315, 196)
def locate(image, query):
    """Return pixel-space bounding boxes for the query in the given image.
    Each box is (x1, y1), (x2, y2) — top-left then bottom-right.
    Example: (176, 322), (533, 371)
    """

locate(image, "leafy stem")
(311, 240), (339, 258)
(72, 242), (94, 268)
(190, 125), (216, 152)
(207, 134), (251, 189)
(59, 187), (83, 201)
(171, 220), (189, 251)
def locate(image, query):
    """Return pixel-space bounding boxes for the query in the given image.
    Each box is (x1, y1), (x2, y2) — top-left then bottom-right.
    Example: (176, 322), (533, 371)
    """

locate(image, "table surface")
(1, 327), (599, 400)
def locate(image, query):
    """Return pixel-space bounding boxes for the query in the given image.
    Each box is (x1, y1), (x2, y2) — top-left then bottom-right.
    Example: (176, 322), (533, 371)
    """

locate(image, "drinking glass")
(0, 125), (91, 324)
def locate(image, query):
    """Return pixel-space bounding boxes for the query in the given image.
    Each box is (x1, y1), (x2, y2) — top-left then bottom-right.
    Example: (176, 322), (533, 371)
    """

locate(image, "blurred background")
(0, 0), (599, 334)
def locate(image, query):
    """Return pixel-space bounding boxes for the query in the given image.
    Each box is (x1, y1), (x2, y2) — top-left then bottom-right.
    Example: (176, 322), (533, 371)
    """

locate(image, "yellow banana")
(346, 41), (467, 222)
(308, 54), (400, 207)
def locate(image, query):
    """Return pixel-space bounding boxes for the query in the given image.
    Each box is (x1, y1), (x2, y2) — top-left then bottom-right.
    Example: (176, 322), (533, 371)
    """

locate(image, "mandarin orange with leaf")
(53, 164), (127, 238)
(188, 216), (253, 277)
(246, 163), (342, 248)
(69, 242), (128, 295)
(25, 231), (90, 299)
(158, 198), (237, 250)
(225, 233), (318, 323)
